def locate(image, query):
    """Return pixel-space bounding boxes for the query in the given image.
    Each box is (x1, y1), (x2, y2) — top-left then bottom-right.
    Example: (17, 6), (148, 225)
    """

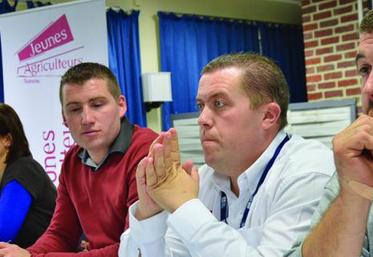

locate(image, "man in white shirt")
(119, 53), (336, 257)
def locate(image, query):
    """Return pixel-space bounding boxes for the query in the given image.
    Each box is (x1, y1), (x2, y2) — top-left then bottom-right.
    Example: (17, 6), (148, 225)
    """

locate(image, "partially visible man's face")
(196, 67), (268, 175)
(62, 78), (126, 162)
(357, 32), (373, 115)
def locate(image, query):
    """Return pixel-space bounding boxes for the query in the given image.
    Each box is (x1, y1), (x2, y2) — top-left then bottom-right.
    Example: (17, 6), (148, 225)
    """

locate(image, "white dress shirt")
(119, 130), (335, 257)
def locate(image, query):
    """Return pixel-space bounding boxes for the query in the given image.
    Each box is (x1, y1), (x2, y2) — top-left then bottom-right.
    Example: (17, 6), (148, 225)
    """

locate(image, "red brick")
(338, 79), (358, 87)
(315, 28), (333, 38)
(339, 0), (356, 4)
(336, 42), (356, 51)
(342, 32), (359, 41)
(304, 32), (313, 40)
(306, 57), (321, 65)
(324, 54), (342, 62)
(344, 50), (358, 59)
(324, 90), (343, 98)
(346, 87), (361, 96)
(320, 19), (338, 28)
(335, 24), (355, 34)
(302, 5), (317, 14)
(341, 13), (359, 23)
(303, 23), (318, 31)
(307, 84), (316, 92)
(314, 11), (332, 21)
(307, 75), (322, 82)
(305, 49), (314, 57)
(317, 64), (334, 72)
(324, 71), (343, 80)
(333, 5), (352, 15)
(302, 15), (311, 23)
(308, 92), (322, 100)
(320, 0), (337, 10)
(304, 40), (319, 48)
(316, 47), (334, 55)
(337, 60), (356, 68)
(345, 69), (358, 77)
(306, 67), (315, 74)
(321, 36), (339, 45)
(319, 82), (336, 89)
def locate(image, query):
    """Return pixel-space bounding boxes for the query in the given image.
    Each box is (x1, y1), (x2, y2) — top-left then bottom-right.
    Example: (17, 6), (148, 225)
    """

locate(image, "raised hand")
(145, 128), (199, 213)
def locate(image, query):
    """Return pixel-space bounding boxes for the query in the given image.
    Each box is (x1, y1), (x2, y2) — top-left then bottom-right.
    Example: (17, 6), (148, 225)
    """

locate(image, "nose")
(81, 106), (95, 125)
(197, 106), (213, 128)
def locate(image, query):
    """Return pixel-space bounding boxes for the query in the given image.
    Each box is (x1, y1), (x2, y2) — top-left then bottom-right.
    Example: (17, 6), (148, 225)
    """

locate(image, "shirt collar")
(212, 130), (288, 196)
(78, 117), (134, 171)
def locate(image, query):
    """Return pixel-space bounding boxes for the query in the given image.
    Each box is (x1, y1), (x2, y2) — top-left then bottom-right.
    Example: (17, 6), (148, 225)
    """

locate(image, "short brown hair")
(360, 10), (373, 33)
(59, 62), (121, 104)
(0, 103), (31, 164)
(202, 52), (289, 129)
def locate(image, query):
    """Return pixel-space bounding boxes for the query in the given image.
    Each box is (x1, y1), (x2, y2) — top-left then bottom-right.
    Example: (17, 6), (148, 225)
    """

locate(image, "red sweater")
(28, 125), (158, 257)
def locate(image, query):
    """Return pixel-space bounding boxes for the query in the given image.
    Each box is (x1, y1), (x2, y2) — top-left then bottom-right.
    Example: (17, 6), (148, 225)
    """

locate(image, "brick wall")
(301, 0), (369, 109)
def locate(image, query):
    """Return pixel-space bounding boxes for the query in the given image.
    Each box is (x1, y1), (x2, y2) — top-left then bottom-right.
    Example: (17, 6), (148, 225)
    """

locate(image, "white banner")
(0, 0), (108, 185)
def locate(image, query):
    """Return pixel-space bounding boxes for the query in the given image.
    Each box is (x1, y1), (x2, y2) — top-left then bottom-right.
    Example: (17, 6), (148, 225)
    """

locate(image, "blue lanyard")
(220, 134), (290, 228)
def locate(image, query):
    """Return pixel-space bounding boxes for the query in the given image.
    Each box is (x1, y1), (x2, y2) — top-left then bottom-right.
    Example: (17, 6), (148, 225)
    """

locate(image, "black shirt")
(0, 156), (57, 248)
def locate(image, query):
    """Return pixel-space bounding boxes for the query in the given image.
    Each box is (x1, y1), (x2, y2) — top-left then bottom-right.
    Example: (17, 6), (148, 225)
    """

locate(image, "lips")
(200, 130), (218, 144)
(202, 138), (214, 141)
(201, 136), (217, 144)
(81, 130), (100, 136)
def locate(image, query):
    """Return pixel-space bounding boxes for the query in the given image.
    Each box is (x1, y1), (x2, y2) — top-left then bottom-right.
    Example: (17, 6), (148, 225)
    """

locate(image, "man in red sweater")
(0, 62), (158, 257)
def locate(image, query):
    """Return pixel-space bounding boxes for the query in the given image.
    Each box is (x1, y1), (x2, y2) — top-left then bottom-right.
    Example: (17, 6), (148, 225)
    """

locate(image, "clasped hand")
(0, 242), (30, 257)
(333, 113), (373, 192)
(135, 128), (199, 220)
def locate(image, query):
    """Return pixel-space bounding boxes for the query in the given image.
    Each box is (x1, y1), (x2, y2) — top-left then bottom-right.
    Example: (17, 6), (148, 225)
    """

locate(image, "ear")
(2, 133), (12, 148)
(118, 95), (127, 118)
(261, 102), (281, 130)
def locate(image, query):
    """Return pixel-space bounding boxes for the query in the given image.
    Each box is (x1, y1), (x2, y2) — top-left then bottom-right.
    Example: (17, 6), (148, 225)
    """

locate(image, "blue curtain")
(159, 12), (260, 130)
(259, 22), (307, 103)
(107, 9), (146, 127)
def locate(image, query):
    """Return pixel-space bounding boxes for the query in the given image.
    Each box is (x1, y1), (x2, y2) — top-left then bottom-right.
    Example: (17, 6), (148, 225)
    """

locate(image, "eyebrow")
(65, 102), (80, 108)
(65, 97), (107, 107)
(196, 92), (228, 103)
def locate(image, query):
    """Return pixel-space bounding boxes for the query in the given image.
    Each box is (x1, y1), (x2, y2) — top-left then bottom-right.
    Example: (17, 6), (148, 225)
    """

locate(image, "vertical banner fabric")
(0, 0), (108, 185)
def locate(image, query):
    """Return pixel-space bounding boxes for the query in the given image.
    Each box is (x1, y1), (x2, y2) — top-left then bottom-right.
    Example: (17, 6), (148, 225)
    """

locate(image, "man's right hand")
(333, 114), (373, 195)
